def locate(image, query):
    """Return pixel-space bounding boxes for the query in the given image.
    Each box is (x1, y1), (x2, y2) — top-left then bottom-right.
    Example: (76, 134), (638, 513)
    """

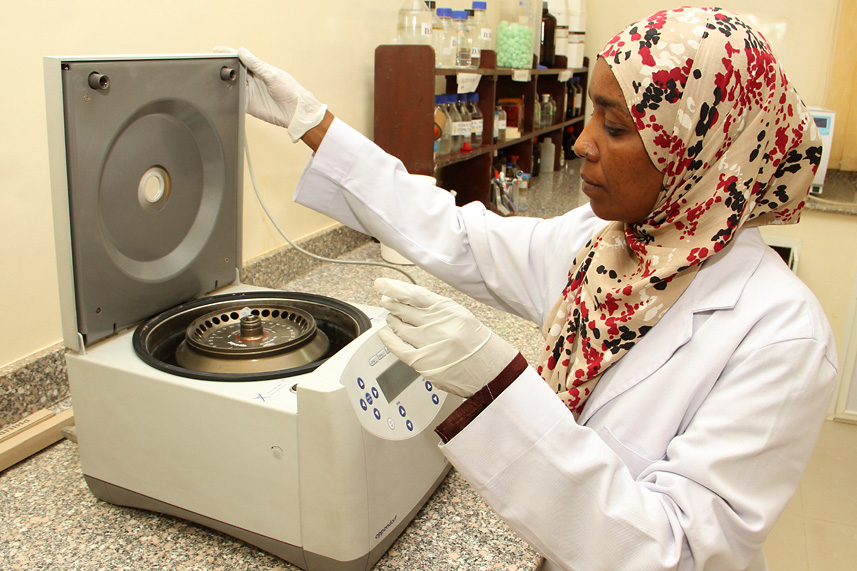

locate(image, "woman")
(232, 7), (836, 569)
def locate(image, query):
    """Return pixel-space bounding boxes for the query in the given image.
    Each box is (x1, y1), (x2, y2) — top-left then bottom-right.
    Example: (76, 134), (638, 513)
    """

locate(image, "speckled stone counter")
(0, 164), (584, 571)
(805, 169), (857, 215)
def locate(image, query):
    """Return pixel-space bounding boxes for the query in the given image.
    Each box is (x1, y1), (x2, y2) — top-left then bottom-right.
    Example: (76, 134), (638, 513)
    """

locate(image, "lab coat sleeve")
(293, 118), (606, 325)
(440, 337), (836, 570)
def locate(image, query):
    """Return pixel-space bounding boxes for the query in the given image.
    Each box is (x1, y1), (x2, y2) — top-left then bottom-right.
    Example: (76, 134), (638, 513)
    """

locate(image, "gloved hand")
(216, 47), (327, 143)
(374, 278), (518, 398)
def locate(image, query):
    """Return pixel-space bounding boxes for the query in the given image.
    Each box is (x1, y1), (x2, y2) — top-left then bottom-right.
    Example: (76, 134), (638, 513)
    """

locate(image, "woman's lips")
(580, 173), (601, 195)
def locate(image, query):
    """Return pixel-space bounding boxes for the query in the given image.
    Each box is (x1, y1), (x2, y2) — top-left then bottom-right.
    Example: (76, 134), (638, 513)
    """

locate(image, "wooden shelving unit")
(374, 44), (588, 208)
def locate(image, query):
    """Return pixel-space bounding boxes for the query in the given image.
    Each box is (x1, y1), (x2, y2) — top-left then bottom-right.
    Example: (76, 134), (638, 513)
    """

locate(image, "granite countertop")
(0, 165), (583, 571)
(805, 169), (857, 215)
(3, 162), (853, 571)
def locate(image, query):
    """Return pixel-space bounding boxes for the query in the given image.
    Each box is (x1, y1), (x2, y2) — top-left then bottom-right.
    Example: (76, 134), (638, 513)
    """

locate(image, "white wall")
(0, 0), (842, 368)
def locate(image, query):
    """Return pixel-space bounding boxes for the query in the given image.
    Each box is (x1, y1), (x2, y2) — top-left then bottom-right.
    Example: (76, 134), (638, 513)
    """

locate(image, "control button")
(360, 399), (368, 411)
(357, 377), (365, 389)
(406, 420), (414, 431)
(425, 380), (433, 391)
(377, 350), (386, 361)
(387, 417), (395, 430)
(369, 356), (378, 366)
(398, 405), (406, 417)
(373, 408), (381, 420)
(432, 394), (440, 405)
(365, 393), (373, 405)
(371, 387), (379, 399)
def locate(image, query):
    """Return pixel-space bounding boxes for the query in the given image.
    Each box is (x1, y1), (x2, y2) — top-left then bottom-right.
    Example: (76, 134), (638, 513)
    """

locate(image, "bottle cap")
(472, 1), (487, 9)
(453, 10), (467, 20)
(437, 7), (452, 17)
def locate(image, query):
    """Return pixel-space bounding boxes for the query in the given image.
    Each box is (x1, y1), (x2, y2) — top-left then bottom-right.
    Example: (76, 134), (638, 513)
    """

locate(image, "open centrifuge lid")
(45, 54), (246, 353)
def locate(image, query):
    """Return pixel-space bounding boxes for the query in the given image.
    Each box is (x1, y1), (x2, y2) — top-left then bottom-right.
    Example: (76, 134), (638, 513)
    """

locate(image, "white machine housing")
(45, 54), (458, 570)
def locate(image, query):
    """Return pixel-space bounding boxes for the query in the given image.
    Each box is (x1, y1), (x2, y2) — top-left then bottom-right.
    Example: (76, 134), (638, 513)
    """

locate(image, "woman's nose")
(573, 123), (597, 160)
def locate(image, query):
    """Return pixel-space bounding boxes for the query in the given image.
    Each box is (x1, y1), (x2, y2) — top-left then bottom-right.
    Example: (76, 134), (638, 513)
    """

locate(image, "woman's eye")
(605, 124), (623, 137)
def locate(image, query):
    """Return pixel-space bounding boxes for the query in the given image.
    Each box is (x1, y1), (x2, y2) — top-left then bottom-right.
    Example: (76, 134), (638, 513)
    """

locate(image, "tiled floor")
(764, 419), (857, 569)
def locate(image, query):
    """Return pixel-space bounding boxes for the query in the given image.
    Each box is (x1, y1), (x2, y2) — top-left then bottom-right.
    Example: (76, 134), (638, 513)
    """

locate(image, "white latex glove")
(215, 46), (327, 143)
(374, 278), (518, 398)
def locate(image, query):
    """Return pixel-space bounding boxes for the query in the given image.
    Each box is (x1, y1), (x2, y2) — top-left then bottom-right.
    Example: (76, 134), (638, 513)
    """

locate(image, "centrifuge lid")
(45, 54), (246, 352)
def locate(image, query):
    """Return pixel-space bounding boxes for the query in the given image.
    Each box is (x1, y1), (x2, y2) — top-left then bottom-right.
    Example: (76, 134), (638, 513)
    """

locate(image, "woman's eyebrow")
(590, 91), (632, 118)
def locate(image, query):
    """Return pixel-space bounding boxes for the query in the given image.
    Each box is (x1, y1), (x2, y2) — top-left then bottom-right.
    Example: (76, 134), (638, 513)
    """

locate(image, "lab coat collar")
(577, 227), (766, 424)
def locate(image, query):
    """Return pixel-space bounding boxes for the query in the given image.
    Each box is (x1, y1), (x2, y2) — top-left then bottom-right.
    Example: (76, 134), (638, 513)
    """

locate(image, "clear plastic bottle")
(436, 95), (452, 155)
(466, 9), (481, 68)
(468, 93), (483, 147)
(457, 93), (472, 146)
(548, 94), (558, 124)
(539, 1), (557, 67)
(573, 77), (583, 116)
(532, 97), (541, 129)
(427, 1), (445, 67)
(398, 0), (433, 45)
(496, 105), (507, 141)
(436, 8), (456, 68)
(541, 93), (557, 126)
(446, 95), (465, 151)
(452, 11), (472, 68)
(472, 1), (493, 52)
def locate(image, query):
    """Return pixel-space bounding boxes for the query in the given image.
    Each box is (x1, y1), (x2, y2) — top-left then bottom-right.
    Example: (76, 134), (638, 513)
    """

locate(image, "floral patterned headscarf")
(537, 7), (821, 418)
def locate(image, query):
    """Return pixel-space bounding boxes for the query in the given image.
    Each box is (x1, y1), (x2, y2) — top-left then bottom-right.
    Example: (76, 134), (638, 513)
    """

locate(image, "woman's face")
(573, 58), (665, 224)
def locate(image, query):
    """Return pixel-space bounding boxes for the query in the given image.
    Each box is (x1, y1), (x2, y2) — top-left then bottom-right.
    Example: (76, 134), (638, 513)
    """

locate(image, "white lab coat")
(294, 118), (837, 570)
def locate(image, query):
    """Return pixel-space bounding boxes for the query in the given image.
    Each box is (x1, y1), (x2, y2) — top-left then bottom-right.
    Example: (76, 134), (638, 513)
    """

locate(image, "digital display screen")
(814, 116), (828, 129)
(376, 358), (421, 403)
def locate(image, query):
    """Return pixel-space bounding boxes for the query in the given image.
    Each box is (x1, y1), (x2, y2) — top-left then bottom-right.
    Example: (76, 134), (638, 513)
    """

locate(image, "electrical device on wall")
(809, 107), (835, 196)
(44, 54), (459, 571)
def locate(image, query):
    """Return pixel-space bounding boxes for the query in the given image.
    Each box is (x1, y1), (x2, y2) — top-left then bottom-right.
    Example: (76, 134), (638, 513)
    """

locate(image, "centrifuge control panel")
(342, 329), (447, 440)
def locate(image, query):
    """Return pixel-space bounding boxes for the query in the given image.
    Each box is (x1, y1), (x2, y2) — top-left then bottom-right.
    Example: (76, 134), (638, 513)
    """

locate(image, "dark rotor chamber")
(133, 291), (371, 382)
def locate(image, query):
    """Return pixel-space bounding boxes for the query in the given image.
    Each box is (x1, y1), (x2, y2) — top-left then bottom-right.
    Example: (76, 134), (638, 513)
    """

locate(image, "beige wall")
(0, 0), (845, 369)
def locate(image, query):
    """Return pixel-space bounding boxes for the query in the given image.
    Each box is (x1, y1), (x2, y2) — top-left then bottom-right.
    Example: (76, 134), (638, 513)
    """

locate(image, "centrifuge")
(44, 53), (458, 570)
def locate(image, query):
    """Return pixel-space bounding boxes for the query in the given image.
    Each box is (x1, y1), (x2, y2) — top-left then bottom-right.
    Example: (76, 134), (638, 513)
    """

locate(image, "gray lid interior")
(57, 56), (244, 347)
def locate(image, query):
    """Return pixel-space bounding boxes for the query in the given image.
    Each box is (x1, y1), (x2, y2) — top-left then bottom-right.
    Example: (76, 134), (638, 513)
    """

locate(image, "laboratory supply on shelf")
(498, 97), (524, 138)
(472, 1), (493, 51)
(540, 93), (555, 127)
(457, 93), (473, 146)
(532, 137), (542, 176)
(436, 8), (456, 68)
(445, 94), (465, 150)
(567, 0), (586, 67)
(569, 77), (583, 116)
(397, 0), (433, 45)
(517, 172), (530, 211)
(435, 95), (452, 156)
(466, 9), (481, 68)
(468, 93), (484, 147)
(540, 138), (556, 172)
(491, 168), (518, 216)
(427, 1), (445, 67)
(540, 1), (557, 68)
(453, 11), (472, 68)
(373, 44), (589, 208)
(494, 105), (507, 142)
(548, 0), (569, 60)
(496, 20), (534, 68)
(533, 97), (541, 130)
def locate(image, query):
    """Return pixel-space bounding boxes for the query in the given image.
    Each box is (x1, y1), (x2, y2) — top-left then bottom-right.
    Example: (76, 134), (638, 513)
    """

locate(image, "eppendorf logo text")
(375, 514), (398, 539)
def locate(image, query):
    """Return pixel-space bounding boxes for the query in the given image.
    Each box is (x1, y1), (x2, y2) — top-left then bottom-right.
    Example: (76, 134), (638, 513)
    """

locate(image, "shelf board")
(433, 116), (585, 168)
(435, 66), (588, 78)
